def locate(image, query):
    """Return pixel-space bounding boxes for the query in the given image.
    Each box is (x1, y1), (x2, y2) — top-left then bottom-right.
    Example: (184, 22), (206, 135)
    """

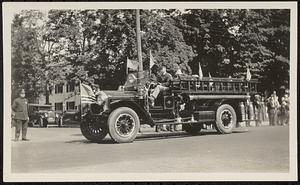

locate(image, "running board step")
(154, 117), (215, 125)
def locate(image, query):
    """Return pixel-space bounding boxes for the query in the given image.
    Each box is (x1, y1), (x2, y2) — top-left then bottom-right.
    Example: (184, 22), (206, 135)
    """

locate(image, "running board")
(154, 117), (215, 125)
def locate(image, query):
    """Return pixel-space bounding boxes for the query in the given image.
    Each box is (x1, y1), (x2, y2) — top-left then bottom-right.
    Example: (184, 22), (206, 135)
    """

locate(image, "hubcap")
(220, 110), (233, 128)
(115, 113), (135, 137)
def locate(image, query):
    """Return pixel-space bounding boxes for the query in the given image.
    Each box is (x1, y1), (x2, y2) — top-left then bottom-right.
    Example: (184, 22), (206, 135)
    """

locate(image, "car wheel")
(107, 107), (140, 143)
(215, 104), (237, 134)
(80, 115), (108, 142)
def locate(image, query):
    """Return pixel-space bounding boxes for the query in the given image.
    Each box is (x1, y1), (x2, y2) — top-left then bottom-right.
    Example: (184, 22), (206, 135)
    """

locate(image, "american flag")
(80, 83), (97, 104)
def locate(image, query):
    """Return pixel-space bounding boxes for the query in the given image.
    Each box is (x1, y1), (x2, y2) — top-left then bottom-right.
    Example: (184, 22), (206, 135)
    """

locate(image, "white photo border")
(2, 1), (298, 182)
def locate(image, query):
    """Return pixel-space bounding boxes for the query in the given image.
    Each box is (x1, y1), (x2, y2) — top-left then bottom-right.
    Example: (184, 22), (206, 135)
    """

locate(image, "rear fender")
(109, 100), (154, 126)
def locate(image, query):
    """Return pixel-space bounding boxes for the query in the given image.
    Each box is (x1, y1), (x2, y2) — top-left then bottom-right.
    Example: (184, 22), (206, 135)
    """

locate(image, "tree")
(141, 10), (195, 75)
(11, 9), (290, 99)
(11, 10), (47, 102)
(178, 9), (290, 94)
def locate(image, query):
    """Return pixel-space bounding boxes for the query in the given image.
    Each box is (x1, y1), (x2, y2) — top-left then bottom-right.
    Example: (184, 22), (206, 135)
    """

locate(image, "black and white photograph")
(2, 1), (297, 182)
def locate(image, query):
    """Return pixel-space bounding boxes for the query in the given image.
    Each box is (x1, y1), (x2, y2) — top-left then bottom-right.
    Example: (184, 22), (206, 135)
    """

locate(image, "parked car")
(28, 104), (62, 127)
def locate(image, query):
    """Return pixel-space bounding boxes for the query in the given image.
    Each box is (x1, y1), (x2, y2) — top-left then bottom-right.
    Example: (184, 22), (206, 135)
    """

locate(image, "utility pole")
(136, 9), (144, 99)
(136, 9), (143, 74)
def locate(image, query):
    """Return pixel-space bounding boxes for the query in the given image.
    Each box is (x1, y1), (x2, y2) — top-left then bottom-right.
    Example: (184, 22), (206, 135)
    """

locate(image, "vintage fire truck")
(80, 73), (258, 143)
(79, 10), (258, 143)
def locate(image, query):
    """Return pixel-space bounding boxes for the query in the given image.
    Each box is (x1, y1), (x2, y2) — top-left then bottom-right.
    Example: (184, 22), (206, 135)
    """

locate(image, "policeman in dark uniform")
(12, 89), (29, 141)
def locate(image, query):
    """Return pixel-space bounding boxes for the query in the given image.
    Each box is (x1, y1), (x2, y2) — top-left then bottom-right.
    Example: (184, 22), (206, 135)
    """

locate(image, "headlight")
(97, 91), (108, 105)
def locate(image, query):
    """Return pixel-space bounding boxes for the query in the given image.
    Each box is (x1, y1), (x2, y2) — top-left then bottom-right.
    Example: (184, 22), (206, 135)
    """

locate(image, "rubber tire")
(43, 120), (48, 128)
(107, 107), (140, 143)
(80, 117), (108, 142)
(183, 123), (202, 135)
(215, 104), (237, 134)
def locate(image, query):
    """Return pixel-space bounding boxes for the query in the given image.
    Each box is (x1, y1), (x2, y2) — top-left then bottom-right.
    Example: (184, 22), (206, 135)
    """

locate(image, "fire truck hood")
(102, 90), (137, 98)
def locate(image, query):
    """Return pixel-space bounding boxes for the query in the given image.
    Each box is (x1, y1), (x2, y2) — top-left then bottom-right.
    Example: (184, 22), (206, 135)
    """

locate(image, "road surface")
(11, 125), (289, 173)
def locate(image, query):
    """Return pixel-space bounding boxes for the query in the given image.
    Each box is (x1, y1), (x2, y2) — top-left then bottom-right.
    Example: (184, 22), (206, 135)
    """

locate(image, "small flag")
(198, 62), (203, 80)
(80, 83), (96, 104)
(208, 72), (213, 86)
(246, 65), (251, 81)
(149, 50), (155, 69)
(127, 58), (139, 71)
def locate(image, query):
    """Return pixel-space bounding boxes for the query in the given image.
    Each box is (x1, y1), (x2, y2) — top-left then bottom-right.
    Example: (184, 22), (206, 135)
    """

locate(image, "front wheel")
(107, 107), (140, 143)
(215, 104), (237, 134)
(80, 115), (108, 142)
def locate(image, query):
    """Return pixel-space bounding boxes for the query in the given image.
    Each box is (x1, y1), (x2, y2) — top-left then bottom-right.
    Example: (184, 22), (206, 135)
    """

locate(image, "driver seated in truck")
(148, 65), (173, 107)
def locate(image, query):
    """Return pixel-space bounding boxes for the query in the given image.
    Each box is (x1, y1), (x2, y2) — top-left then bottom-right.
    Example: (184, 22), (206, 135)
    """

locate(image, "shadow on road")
(65, 139), (115, 144)
(64, 130), (246, 144)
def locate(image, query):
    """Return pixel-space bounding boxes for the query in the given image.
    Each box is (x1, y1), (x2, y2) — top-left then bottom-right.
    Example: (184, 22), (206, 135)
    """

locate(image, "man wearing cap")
(148, 65), (173, 106)
(12, 89), (30, 141)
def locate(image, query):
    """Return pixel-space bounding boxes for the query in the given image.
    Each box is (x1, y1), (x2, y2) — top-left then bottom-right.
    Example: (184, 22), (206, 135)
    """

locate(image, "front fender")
(110, 100), (154, 127)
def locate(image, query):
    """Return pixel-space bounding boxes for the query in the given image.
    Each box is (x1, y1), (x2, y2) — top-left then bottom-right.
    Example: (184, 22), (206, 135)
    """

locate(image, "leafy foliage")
(11, 9), (290, 102)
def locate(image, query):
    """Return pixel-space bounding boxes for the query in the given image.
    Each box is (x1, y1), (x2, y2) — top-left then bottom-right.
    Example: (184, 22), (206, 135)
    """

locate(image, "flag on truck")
(208, 72), (214, 86)
(246, 65), (252, 81)
(126, 58), (139, 72)
(149, 50), (155, 69)
(198, 62), (203, 80)
(80, 83), (96, 104)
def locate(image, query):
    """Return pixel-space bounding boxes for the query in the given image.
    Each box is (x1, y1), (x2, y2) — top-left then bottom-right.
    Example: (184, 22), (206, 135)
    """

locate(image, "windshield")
(123, 71), (150, 90)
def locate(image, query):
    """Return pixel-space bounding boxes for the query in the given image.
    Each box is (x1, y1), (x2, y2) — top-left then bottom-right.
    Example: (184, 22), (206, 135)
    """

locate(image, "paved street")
(11, 125), (289, 173)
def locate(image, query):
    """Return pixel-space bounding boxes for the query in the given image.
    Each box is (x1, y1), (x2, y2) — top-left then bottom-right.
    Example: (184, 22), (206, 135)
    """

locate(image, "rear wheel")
(80, 115), (108, 142)
(215, 104), (236, 134)
(107, 107), (140, 143)
(183, 123), (202, 135)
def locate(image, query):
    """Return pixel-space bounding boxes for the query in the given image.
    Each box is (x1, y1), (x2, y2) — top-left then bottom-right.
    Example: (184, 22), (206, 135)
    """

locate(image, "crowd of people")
(254, 90), (290, 127)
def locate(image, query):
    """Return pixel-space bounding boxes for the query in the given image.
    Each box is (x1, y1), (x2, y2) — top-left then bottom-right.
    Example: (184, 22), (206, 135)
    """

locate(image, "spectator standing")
(281, 92), (290, 126)
(267, 91), (280, 126)
(254, 94), (263, 126)
(12, 89), (30, 141)
(245, 99), (251, 127)
(261, 96), (268, 122)
(278, 97), (287, 126)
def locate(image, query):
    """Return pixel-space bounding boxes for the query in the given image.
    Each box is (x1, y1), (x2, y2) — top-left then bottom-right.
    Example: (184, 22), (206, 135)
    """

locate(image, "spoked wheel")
(215, 104), (236, 134)
(80, 115), (108, 142)
(108, 107), (140, 143)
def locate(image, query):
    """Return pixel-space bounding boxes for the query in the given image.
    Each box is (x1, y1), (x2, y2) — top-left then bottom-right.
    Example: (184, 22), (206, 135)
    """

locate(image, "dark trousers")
(15, 119), (28, 140)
